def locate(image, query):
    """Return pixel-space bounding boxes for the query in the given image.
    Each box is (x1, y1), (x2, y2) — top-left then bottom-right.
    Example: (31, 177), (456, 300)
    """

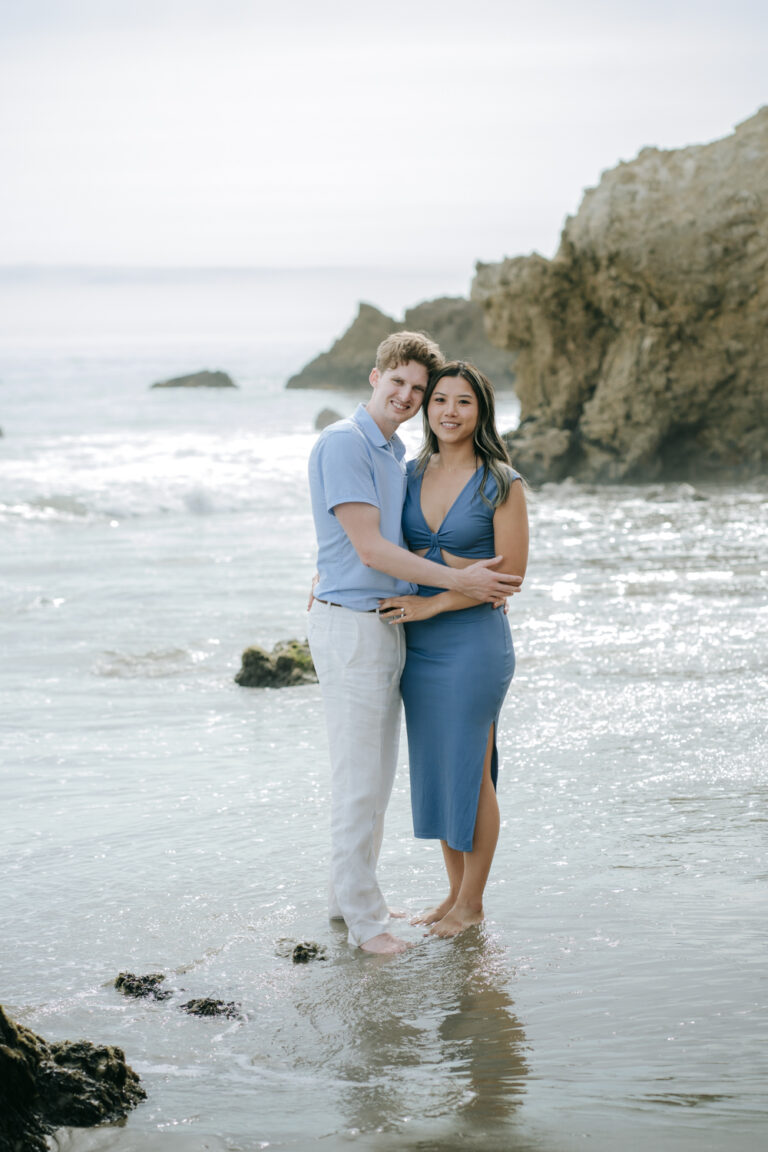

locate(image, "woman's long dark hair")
(415, 361), (513, 508)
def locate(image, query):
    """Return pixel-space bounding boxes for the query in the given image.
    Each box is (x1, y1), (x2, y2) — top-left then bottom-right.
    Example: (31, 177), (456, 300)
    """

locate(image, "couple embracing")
(307, 331), (529, 955)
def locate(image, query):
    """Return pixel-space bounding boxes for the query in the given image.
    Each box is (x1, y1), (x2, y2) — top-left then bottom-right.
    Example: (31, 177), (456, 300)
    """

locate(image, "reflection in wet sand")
(290, 928), (528, 1147)
(438, 938), (528, 1127)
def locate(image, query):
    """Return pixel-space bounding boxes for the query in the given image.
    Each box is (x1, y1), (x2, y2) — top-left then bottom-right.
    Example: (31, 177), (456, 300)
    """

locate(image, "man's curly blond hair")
(375, 330), (444, 376)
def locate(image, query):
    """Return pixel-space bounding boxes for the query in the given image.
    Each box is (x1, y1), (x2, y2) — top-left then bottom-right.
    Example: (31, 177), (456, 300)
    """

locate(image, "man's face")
(368, 360), (429, 429)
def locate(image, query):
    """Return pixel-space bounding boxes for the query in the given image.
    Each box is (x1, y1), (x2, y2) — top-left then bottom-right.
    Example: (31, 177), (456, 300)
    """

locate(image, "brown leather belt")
(315, 598), (378, 613)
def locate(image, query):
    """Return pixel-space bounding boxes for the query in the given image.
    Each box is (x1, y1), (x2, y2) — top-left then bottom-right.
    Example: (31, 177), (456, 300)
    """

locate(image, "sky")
(0, 0), (766, 272)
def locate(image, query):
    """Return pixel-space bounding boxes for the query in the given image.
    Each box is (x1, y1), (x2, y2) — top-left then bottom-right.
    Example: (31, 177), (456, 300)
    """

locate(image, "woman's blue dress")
(400, 460), (519, 852)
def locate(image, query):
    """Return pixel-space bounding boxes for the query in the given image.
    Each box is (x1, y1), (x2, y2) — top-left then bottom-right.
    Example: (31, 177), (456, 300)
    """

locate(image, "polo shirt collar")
(353, 403), (392, 449)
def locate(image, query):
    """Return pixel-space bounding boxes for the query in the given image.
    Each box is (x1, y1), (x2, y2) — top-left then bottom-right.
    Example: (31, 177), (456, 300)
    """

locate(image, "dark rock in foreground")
(114, 971), (172, 1001)
(235, 639), (317, 688)
(287, 298), (516, 391)
(151, 369), (237, 389)
(179, 999), (242, 1019)
(474, 106), (768, 483)
(0, 1003), (145, 1152)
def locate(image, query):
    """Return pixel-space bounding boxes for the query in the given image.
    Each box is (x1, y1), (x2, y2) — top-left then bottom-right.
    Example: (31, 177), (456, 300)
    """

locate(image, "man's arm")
(334, 503), (522, 602)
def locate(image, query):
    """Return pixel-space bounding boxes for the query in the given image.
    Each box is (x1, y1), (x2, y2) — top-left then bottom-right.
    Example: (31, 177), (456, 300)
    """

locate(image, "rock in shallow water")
(114, 971), (172, 1000)
(315, 407), (343, 430)
(0, 1003), (145, 1152)
(235, 639), (317, 688)
(179, 999), (242, 1019)
(150, 369), (237, 389)
(292, 942), (327, 964)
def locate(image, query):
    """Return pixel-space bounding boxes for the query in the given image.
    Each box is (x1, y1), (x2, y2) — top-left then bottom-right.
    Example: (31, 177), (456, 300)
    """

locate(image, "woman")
(379, 361), (528, 938)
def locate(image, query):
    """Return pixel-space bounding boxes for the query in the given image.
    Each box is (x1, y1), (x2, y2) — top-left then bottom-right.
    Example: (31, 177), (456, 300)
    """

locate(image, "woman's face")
(427, 375), (479, 447)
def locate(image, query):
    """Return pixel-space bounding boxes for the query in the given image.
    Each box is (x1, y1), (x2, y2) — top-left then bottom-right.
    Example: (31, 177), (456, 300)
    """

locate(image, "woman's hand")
(378, 594), (439, 624)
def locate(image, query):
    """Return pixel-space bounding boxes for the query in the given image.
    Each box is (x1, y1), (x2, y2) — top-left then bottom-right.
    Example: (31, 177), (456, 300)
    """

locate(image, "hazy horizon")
(1, 0), (766, 270)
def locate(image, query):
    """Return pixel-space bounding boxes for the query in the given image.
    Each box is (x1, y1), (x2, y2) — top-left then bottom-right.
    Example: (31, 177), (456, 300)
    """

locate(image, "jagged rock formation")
(235, 639), (317, 688)
(286, 298), (516, 391)
(151, 369), (236, 389)
(0, 1004), (145, 1152)
(473, 107), (768, 483)
(286, 303), (397, 391)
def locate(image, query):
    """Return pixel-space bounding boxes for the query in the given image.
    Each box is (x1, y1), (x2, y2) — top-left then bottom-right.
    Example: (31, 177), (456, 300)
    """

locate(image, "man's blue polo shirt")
(308, 403), (416, 611)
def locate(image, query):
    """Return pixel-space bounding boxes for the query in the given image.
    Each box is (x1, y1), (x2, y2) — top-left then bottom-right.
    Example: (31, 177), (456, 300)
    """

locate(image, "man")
(307, 331), (521, 954)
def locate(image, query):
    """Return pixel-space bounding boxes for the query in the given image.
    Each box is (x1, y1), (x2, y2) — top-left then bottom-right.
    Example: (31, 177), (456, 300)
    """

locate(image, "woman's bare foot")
(360, 932), (409, 955)
(428, 903), (484, 938)
(388, 907), (407, 919)
(410, 896), (457, 926)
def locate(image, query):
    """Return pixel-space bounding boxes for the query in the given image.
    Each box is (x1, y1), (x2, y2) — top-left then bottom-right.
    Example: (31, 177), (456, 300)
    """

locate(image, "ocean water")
(1, 269), (767, 1152)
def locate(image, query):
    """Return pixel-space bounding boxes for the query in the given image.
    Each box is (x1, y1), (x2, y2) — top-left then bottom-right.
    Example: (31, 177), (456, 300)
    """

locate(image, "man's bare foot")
(360, 932), (409, 955)
(410, 896), (456, 926)
(428, 904), (484, 938)
(388, 907), (407, 919)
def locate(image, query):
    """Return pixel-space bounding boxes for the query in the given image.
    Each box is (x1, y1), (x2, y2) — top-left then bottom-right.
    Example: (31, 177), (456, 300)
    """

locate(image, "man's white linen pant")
(307, 599), (405, 947)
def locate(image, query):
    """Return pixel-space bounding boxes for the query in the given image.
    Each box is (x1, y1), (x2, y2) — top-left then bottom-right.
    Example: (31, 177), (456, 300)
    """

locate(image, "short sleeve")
(315, 427), (380, 514)
(497, 462), (522, 488)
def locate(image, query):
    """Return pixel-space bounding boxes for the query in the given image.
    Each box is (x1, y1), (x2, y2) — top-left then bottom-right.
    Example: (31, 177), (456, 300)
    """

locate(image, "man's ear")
(369, 367), (379, 389)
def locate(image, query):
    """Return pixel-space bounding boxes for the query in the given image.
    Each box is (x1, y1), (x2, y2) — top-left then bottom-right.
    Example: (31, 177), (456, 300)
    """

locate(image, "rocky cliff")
(286, 298), (516, 390)
(287, 303), (397, 391)
(473, 107), (768, 483)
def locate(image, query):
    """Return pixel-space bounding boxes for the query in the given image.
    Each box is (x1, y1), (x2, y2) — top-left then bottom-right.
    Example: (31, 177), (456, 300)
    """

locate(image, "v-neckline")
(418, 465), (480, 535)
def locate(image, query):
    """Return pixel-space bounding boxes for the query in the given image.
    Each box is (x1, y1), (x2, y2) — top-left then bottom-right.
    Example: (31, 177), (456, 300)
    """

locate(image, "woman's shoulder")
(488, 461), (522, 485)
(501, 461), (523, 484)
(480, 461), (523, 507)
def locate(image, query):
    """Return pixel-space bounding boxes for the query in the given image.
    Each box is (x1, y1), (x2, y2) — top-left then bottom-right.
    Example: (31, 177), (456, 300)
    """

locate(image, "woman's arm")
(492, 478), (529, 581)
(378, 589), (482, 623)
